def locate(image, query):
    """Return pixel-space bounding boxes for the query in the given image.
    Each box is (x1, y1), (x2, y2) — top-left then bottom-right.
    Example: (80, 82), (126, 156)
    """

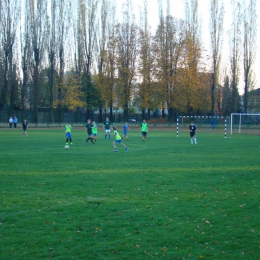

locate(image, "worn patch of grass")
(0, 128), (259, 259)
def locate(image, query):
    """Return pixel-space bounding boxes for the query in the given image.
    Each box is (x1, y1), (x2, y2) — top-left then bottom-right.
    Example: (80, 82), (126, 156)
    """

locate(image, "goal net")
(230, 113), (260, 134)
(176, 116), (229, 138)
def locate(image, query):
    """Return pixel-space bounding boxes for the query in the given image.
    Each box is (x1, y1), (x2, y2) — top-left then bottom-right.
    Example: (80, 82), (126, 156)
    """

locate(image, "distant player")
(211, 119), (215, 129)
(104, 117), (111, 139)
(140, 119), (148, 142)
(13, 117), (18, 128)
(189, 122), (197, 144)
(121, 122), (129, 140)
(92, 121), (98, 141)
(112, 126), (129, 152)
(65, 122), (72, 144)
(86, 119), (95, 144)
(21, 119), (28, 136)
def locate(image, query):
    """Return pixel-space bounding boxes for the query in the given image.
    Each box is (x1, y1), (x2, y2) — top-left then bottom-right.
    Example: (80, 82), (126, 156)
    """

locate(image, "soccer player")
(121, 122), (129, 140)
(140, 119), (148, 142)
(65, 122), (72, 144)
(13, 117), (18, 128)
(21, 119), (28, 136)
(92, 121), (98, 141)
(86, 119), (95, 144)
(104, 117), (111, 139)
(112, 126), (129, 152)
(189, 122), (197, 144)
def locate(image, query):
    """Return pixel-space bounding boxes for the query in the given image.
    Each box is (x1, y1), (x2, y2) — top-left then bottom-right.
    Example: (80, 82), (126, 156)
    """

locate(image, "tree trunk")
(109, 104), (113, 122)
(86, 109), (91, 121)
(142, 109), (145, 120)
(168, 107), (174, 122)
(58, 57), (64, 122)
(211, 73), (216, 116)
(244, 74), (248, 113)
(49, 51), (55, 123)
(124, 107), (128, 122)
(32, 48), (40, 123)
(231, 81), (238, 112)
(162, 107), (166, 118)
(2, 53), (9, 120)
(21, 60), (28, 120)
(147, 108), (151, 120)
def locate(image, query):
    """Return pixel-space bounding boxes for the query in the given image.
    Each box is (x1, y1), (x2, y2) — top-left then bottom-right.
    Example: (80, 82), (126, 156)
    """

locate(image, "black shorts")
(142, 132), (147, 137)
(190, 132), (195, 137)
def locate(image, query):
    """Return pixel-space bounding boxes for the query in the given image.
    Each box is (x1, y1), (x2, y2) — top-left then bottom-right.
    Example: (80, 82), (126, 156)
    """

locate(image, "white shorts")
(105, 129), (110, 133)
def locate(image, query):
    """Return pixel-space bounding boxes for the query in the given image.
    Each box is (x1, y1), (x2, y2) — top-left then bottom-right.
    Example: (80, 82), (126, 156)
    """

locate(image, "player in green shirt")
(140, 119), (148, 142)
(104, 117), (111, 139)
(112, 126), (129, 152)
(86, 119), (95, 144)
(65, 122), (72, 144)
(92, 121), (98, 142)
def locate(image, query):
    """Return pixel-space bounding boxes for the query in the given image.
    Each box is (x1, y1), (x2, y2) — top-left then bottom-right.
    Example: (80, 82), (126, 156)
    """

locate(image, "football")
(65, 145), (69, 150)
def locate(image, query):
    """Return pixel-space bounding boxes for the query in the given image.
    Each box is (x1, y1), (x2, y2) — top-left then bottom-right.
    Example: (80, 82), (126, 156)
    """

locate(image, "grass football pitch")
(0, 128), (259, 260)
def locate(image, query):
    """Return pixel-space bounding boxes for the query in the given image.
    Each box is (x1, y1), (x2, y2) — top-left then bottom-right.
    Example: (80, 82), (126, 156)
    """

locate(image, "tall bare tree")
(96, 0), (116, 121)
(101, 17), (117, 120)
(20, 0), (33, 119)
(27, 0), (47, 122)
(243, 0), (257, 113)
(116, 0), (138, 121)
(138, 0), (155, 120)
(209, 0), (224, 115)
(46, 0), (71, 122)
(46, 0), (58, 122)
(56, 0), (71, 122)
(75, 0), (98, 119)
(229, 0), (242, 112)
(155, 0), (169, 118)
(0, 0), (20, 118)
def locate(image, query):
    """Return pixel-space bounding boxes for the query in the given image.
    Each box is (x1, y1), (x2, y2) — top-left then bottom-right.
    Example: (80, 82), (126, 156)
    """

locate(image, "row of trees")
(0, 0), (258, 122)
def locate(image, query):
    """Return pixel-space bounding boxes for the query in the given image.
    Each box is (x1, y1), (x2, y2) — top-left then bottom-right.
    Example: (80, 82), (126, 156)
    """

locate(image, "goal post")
(177, 115), (229, 137)
(230, 113), (260, 134)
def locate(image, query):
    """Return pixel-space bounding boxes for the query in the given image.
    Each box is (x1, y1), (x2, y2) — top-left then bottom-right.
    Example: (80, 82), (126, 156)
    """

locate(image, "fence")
(0, 109), (146, 124)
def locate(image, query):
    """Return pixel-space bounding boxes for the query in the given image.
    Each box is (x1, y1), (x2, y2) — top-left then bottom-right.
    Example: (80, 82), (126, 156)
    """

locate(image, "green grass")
(0, 128), (259, 260)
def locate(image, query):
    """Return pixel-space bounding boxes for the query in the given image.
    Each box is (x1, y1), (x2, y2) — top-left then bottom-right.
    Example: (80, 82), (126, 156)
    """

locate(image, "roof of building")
(250, 88), (260, 95)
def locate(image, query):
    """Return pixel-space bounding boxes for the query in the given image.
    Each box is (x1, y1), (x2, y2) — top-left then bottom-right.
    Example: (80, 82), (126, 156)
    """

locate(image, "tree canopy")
(0, 0), (258, 122)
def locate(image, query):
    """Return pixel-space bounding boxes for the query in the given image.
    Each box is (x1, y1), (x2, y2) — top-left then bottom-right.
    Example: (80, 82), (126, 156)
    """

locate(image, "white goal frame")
(230, 113), (260, 134)
(176, 115), (229, 138)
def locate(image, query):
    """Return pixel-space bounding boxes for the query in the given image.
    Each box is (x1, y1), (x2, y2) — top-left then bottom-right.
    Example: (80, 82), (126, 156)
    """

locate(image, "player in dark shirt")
(86, 119), (95, 144)
(104, 117), (111, 139)
(22, 120), (28, 136)
(189, 122), (197, 144)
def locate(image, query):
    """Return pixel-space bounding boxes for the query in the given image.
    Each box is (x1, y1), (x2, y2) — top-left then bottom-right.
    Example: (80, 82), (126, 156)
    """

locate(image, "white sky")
(118, 0), (260, 94)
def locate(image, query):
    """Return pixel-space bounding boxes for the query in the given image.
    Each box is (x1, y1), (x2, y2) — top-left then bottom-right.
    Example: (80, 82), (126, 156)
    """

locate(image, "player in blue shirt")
(121, 122), (129, 140)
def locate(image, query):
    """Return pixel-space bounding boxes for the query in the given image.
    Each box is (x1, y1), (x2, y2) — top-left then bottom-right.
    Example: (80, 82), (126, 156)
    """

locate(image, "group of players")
(64, 118), (149, 152)
(65, 118), (197, 152)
